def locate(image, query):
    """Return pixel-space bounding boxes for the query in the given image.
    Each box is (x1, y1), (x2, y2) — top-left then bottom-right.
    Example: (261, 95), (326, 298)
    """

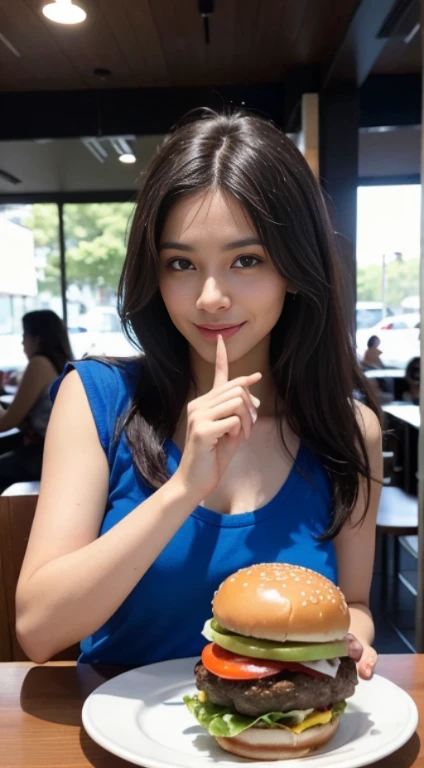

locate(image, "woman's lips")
(196, 322), (246, 340)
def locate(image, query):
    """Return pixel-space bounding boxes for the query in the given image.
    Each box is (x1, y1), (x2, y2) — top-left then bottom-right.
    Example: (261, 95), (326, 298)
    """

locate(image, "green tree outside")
(25, 202), (135, 297)
(357, 259), (419, 308)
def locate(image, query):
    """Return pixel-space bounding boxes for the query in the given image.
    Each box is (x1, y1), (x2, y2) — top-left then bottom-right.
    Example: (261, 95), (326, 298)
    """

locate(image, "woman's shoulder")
(50, 356), (144, 457)
(52, 356), (142, 397)
(353, 400), (382, 445)
(27, 354), (58, 377)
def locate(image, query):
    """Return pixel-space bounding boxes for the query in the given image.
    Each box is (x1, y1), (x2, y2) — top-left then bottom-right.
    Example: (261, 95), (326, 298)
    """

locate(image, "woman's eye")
(167, 258), (194, 271)
(233, 255), (262, 269)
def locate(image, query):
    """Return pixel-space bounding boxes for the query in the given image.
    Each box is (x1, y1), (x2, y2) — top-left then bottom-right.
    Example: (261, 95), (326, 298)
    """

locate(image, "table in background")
(0, 394), (14, 407)
(365, 369), (406, 379)
(365, 369), (407, 400)
(1, 656), (423, 767)
(382, 402), (420, 493)
(382, 402), (420, 430)
(0, 426), (20, 453)
(4, 385), (18, 396)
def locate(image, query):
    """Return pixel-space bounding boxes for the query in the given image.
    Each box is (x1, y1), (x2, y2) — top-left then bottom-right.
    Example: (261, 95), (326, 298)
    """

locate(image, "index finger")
(212, 334), (228, 389)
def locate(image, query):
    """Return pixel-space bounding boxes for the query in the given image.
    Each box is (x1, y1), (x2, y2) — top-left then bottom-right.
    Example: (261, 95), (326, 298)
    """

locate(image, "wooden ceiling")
(1, 0), (363, 92)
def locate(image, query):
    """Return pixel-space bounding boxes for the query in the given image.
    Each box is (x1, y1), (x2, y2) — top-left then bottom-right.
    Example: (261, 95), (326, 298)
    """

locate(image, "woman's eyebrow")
(222, 237), (263, 250)
(159, 241), (194, 252)
(159, 237), (263, 252)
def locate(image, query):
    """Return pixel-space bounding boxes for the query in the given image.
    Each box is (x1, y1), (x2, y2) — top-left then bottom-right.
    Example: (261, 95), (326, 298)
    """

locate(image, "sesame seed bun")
(215, 716), (340, 760)
(212, 563), (350, 643)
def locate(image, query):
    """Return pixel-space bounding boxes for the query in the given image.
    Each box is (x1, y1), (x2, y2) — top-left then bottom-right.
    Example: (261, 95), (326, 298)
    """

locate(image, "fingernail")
(251, 396), (260, 408)
(250, 407), (258, 424)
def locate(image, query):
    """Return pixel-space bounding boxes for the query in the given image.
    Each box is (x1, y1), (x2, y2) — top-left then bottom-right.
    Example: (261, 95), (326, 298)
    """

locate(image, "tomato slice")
(201, 643), (288, 679)
(201, 643), (327, 680)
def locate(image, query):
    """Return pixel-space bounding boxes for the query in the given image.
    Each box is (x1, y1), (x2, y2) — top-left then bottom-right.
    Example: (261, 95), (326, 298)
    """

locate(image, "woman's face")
(22, 331), (39, 360)
(159, 190), (289, 368)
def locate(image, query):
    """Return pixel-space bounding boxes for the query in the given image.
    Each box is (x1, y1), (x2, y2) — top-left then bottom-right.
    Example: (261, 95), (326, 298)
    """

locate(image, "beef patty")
(194, 657), (358, 717)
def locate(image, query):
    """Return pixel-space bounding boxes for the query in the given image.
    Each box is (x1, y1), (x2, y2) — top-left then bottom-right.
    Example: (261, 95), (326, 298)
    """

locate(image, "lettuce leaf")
(183, 695), (346, 738)
(332, 701), (347, 717)
(183, 695), (313, 738)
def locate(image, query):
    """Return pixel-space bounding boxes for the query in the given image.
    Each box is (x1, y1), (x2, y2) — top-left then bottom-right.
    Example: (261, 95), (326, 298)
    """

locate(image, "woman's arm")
(0, 356), (57, 432)
(16, 370), (202, 663)
(334, 401), (383, 678)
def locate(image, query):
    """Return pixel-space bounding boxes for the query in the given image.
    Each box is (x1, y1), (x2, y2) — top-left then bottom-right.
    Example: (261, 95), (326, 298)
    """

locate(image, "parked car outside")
(69, 306), (139, 359)
(356, 301), (394, 330)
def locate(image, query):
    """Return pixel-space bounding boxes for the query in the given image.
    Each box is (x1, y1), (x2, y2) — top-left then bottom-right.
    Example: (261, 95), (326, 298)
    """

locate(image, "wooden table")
(1, 656), (423, 767)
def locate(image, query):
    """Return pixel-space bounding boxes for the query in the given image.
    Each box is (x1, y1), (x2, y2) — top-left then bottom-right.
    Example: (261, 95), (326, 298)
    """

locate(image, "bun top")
(212, 563), (350, 643)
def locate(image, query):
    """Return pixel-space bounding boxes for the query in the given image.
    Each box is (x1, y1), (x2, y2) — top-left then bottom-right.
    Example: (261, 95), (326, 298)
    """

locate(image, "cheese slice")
(291, 709), (333, 734)
(299, 657), (341, 679)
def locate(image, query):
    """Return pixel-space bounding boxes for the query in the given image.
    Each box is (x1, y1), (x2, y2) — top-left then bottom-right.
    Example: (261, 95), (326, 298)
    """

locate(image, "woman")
(361, 335), (385, 371)
(16, 112), (382, 681)
(403, 356), (420, 404)
(0, 309), (73, 489)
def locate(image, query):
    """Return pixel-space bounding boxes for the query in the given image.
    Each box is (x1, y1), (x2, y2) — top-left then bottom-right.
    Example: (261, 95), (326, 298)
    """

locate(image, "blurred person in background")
(360, 335), (391, 403)
(0, 310), (73, 491)
(361, 336), (385, 371)
(403, 356), (420, 405)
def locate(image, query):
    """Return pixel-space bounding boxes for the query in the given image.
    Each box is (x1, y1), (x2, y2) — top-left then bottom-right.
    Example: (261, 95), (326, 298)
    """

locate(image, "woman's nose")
(196, 276), (231, 312)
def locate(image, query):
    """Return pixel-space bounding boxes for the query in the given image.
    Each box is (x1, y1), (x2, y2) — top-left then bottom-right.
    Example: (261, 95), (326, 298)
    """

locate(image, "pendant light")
(42, 0), (86, 25)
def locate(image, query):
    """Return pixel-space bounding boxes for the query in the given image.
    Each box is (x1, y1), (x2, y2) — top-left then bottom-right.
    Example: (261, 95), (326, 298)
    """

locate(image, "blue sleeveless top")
(51, 359), (337, 666)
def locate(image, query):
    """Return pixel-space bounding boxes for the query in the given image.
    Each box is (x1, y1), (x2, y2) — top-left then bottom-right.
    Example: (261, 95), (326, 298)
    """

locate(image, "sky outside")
(356, 184), (421, 266)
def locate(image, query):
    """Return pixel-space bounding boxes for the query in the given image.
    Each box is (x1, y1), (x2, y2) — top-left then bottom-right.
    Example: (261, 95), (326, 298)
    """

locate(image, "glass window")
(0, 203), (62, 374)
(63, 202), (138, 358)
(356, 185), (420, 369)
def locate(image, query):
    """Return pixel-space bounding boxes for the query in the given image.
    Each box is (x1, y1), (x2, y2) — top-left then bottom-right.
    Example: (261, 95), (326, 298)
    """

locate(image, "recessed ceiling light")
(119, 153), (136, 164)
(43, 0), (87, 25)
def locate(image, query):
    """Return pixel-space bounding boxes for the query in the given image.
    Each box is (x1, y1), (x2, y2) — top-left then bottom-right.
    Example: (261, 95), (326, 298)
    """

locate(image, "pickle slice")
(203, 620), (348, 662)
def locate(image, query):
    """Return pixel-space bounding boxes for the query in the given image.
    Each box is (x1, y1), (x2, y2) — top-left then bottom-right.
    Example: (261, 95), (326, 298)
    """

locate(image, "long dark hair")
(117, 109), (380, 539)
(23, 309), (73, 375)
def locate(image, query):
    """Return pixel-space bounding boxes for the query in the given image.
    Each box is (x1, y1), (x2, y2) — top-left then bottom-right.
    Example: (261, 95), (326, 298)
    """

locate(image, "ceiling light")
(81, 137), (108, 163)
(42, 0), (87, 25)
(119, 153), (136, 164)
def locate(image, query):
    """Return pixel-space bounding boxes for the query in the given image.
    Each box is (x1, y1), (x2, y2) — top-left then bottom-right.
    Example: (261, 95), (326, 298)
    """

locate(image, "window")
(63, 202), (138, 359)
(0, 203), (62, 371)
(356, 185), (420, 369)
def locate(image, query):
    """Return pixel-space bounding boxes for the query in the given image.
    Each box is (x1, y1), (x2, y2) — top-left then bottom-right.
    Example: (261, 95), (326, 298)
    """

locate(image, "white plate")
(82, 656), (418, 768)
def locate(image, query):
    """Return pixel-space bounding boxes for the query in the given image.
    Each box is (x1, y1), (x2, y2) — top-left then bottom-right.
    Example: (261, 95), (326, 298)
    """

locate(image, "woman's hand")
(175, 334), (261, 501)
(346, 633), (378, 679)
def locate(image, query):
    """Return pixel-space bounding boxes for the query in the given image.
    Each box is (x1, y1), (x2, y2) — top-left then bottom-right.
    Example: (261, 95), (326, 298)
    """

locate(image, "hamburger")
(184, 563), (358, 760)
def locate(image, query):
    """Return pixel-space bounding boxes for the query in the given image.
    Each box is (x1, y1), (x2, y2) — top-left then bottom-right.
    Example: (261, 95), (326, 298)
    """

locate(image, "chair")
(377, 485), (418, 588)
(0, 492), (79, 662)
(376, 485), (418, 651)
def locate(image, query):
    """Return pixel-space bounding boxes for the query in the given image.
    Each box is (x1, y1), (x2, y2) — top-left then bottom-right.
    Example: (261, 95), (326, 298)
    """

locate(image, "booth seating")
(0, 488), (79, 662)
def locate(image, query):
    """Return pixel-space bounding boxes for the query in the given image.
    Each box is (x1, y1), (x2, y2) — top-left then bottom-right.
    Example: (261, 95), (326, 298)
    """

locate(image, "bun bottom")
(215, 716), (339, 761)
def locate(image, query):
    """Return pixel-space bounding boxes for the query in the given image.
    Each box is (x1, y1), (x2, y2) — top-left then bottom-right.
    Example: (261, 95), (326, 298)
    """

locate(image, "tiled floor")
(370, 532), (416, 655)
